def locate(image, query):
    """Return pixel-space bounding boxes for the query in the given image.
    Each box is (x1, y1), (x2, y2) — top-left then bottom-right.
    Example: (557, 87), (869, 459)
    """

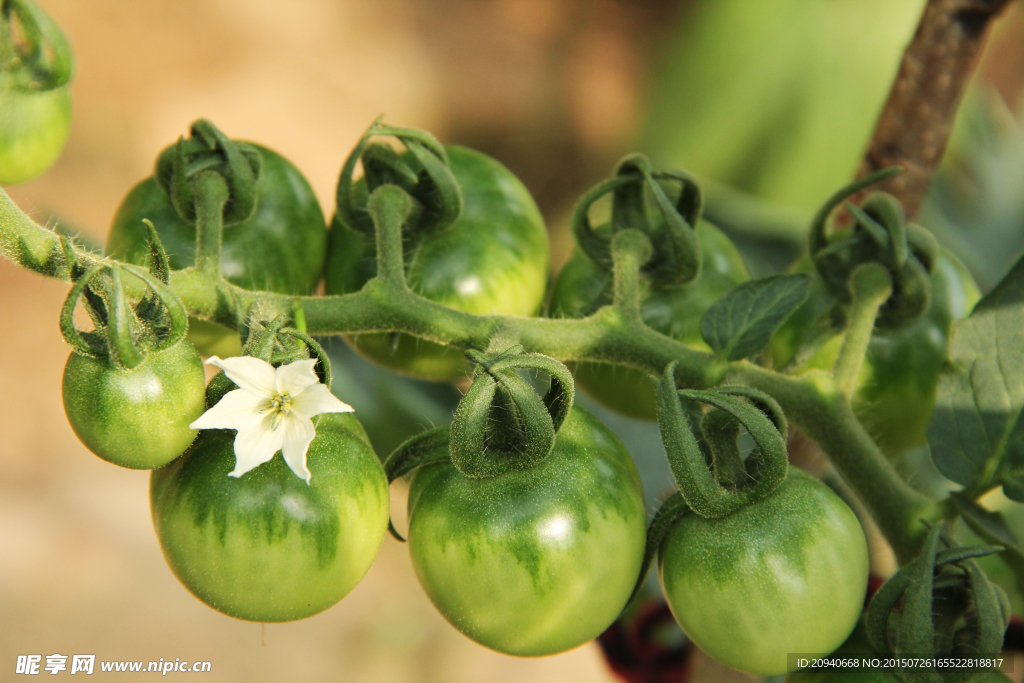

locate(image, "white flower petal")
(189, 388), (269, 431)
(281, 414), (317, 484)
(228, 415), (286, 478)
(205, 355), (277, 397)
(275, 359), (321, 396)
(290, 384), (354, 420)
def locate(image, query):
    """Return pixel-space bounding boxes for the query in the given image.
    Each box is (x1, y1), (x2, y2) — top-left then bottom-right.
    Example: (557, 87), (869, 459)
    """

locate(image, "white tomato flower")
(189, 356), (354, 484)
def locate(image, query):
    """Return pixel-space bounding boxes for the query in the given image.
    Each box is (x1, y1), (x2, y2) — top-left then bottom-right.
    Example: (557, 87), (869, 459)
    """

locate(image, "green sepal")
(279, 327), (333, 389)
(154, 120), (262, 227)
(59, 235), (106, 328)
(142, 218), (171, 285)
(571, 154), (702, 287)
(448, 347), (574, 479)
(809, 168), (936, 329)
(896, 524), (943, 658)
(624, 491), (690, 608)
(334, 119), (462, 238)
(59, 262), (109, 359)
(865, 523), (1010, 680)
(105, 267), (144, 370)
(1, 0), (73, 91)
(652, 362), (788, 519)
(382, 425), (453, 541)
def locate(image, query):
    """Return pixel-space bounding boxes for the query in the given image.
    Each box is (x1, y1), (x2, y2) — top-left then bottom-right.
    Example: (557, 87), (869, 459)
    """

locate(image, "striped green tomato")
(659, 468), (869, 677)
(150, 412), (388, 622)
(405, 406), (646, 656)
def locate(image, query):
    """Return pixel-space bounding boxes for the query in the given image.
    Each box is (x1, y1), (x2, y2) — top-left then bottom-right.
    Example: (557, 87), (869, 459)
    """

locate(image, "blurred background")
(2, 0), (1024, 681)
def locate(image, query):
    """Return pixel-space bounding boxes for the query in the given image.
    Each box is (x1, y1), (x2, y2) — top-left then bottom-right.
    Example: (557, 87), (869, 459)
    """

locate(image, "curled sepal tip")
(382, 426), (453, 542)
(651, 362), (788, 519)
(572, 154), (702, 287)
(448, 346), (574, 479)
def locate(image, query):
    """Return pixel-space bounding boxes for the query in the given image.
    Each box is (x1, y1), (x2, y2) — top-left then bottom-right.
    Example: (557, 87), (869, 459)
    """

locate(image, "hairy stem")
(854, 0), (1014, 218)
(833, 263), (893, 397)
(192, 172), (229, 278)
(610, 229), (652, 322)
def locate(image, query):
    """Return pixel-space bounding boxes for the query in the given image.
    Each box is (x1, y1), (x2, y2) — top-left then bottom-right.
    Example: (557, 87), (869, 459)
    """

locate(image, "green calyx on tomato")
(324, 121), (549, 382)
(0, 0), (73, 185)
(771, 248), (980, 458)
(105, 119), (328, 356)
(644, 365), (869, 677)
(150, 411), (388, 622)
(863, 523), (1009, 681)
(549, 156), (748, 420)
(809, 168), (939, 329)
(59, 237), (206, 469)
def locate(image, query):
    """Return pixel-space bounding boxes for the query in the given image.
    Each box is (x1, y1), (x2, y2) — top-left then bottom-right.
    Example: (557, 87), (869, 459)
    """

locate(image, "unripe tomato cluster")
(52, 125), (877, 676)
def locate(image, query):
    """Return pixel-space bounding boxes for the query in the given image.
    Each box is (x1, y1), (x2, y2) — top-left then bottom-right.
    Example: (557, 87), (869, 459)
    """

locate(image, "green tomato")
(0, 85), (71, 185)
(658, 467), (869, 677)
(105, 143), (327, 356)
(771, 249), (980, 457)
(62, 340), (206, 469)
(406, 406), (646, 656)
(324, 145), (549, 381)
(150, 412), (389, 622)
(549, 220), (748, 419)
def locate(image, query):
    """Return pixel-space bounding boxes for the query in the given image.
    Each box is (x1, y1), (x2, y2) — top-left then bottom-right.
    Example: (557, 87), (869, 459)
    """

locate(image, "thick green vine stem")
(810, 168), (938, 329)
(653, 362), (788, 519)
(335, 118), (461, 237)
(572, 153), (702, 286)
(0, 0), (72, 91)
(448, 346), (574, 479)
(0, 168), (938, 562)
(865, 523), (1008, 680)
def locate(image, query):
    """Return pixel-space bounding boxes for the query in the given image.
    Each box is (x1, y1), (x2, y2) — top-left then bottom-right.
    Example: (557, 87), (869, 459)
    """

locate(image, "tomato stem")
(192, 171), (229, 279)
(367, 185), (415, 289)
(610, 229), (652, 322)
(832, 263), (892, 397)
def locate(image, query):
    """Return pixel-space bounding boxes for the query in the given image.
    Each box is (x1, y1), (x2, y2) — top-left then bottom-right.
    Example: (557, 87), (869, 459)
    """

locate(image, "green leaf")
(928, 254), (1024, 499)
(699, 274), (810, 361)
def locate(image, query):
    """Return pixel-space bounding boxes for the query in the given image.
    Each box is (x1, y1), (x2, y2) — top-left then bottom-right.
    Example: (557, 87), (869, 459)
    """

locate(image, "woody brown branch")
(854, 0), (1014, 219)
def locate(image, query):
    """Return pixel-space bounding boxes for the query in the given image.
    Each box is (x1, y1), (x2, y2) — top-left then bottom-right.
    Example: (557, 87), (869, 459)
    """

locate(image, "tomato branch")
(0, 185), (934, 561)
(854, 0), (1014, 219)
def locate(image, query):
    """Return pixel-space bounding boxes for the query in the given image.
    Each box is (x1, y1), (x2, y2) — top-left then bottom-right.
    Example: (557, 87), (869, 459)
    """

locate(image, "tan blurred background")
(3, 1), (1024, 682)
